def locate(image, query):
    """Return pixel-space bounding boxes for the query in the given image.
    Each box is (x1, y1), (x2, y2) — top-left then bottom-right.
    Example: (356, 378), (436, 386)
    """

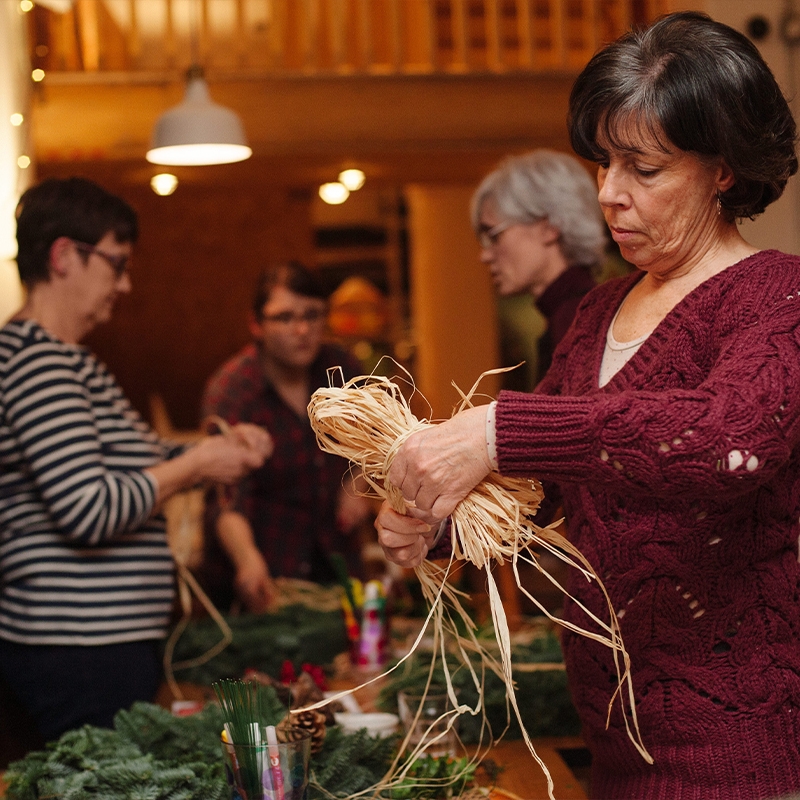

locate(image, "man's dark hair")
(15, 177), (138, 286)
(568, 11), (798, 220)
(252, 261), (326, 320)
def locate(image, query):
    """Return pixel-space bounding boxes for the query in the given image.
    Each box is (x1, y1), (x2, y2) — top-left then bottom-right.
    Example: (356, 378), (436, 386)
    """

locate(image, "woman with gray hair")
(471, 149), (608, 381)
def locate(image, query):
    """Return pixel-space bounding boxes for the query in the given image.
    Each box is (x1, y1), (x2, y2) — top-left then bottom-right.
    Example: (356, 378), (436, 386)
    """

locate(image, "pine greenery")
(377, 630), (581, 742)
(4, 702), (402, 800)
(168, 605), (349, 685)
(4, 704), (231, 800)
(308, 726), (399, 798)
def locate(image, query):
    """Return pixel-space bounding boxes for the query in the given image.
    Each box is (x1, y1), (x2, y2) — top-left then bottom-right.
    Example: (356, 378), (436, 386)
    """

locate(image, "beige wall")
(405, 184), (500, 420)
(660, 1), (800, 255)
(704, 0), (800, 255)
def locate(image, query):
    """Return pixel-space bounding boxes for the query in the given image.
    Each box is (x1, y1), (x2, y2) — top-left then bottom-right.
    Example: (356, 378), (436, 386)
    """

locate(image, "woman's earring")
(716, 193), (722, 216)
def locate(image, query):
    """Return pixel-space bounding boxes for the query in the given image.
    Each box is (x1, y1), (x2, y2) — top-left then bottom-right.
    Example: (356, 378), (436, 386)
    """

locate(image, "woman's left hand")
(388, 404), (493, 521)
(229, 422), (274, 461)
(374, 500), (438, 568)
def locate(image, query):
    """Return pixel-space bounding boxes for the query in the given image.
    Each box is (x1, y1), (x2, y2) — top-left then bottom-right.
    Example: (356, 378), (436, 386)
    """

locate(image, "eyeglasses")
(71, 240), (130, 278)
(477, 220), (513, 249)
(262, 308), (326, 326)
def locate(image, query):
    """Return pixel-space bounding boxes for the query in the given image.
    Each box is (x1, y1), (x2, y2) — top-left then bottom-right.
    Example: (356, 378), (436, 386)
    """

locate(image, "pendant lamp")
(146, 65), (252, 166)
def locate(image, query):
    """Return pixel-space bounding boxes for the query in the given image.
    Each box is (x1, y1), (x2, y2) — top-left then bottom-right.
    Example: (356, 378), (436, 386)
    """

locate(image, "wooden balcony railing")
(28, 0), (670, 80)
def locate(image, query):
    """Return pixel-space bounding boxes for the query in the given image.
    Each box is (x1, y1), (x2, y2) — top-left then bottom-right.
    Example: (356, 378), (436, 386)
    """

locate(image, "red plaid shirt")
(200, 342), (362, 598)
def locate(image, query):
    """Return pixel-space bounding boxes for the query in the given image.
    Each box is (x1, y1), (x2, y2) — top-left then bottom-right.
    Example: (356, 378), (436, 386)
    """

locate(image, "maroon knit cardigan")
(496, 250), (800, 800)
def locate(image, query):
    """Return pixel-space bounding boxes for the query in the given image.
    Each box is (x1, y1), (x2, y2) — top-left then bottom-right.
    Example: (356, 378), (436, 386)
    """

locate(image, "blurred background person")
(200, 262), (371, 613)
(0, 177), (271, 742)
(470, 150), (610, 614)
(471, 149), (609, 389)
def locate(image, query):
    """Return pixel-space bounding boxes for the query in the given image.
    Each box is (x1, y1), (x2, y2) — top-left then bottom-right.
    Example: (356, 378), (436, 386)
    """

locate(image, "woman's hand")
(374, 500), (439, 569)
(234, 553), (277, 613)
(388, 404), (493, 521)
(148, 425), (272, 505)
(192, 426), (272, 485)
(230, 422), (274, 461)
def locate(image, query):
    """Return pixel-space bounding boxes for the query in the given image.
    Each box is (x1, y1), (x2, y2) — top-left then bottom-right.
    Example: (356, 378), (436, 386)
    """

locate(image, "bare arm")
(216, 510), (276, 613)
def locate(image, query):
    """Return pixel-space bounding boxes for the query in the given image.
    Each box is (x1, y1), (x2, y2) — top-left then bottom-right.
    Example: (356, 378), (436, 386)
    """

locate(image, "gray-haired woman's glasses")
(477, 221), (513, 249)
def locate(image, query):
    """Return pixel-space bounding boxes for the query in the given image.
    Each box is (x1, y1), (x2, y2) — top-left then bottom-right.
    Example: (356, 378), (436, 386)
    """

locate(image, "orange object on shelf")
(328, 277), (389, 339)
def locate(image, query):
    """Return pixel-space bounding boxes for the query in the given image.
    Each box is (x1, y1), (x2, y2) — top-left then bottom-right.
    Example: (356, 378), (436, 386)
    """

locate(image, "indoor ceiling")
(26, 0), (669, 188)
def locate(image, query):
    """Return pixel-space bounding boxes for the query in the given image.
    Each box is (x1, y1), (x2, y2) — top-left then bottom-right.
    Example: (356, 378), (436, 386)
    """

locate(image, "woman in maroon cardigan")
(376, 12), (800, 800)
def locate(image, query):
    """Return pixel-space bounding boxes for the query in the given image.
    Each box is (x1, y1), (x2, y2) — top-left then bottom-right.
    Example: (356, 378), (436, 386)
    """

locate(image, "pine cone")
(290, 671), (325, 707)
(279, 708), (327, 754)
(291, 671), (336, 725)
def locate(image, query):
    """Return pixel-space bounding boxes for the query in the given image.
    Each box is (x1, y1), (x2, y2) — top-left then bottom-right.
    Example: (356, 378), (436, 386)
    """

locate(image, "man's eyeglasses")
(477, 220), (513, 249)
(71, 240), (130, 278)
(262, 308), (326, 326)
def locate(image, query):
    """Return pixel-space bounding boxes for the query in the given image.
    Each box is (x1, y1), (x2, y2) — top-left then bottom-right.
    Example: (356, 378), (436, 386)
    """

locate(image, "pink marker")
(265, 725), (285, 800)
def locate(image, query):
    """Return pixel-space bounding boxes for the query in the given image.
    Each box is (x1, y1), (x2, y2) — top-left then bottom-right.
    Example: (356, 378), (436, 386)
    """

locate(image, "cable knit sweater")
(495, 250), (800, 800)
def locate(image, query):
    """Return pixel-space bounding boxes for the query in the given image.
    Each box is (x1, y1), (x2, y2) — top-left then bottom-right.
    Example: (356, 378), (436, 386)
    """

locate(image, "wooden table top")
(484, 738), (588, 800)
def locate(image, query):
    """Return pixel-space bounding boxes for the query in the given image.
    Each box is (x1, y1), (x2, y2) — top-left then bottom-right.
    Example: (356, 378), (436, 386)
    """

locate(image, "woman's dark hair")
(15, 177), (138, 287)
(568, 11), (798, 220)
(252, 261), (326, 320)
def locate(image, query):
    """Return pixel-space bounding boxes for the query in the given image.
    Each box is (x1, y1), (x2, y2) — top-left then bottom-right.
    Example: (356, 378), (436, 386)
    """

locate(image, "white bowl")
(323, 690), (362, 714)
(334, 711), (399, 737)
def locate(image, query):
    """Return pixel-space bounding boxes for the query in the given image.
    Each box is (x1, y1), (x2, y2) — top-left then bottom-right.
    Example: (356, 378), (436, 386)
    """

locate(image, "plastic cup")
(221, 728), (311, 800)
(396, 687), (460, 758)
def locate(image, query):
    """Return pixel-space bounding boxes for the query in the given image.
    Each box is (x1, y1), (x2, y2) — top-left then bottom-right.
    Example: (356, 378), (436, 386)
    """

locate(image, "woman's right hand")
(193, 424), (272, 485)
(374, 500), (439, 568)
(148, 424), (272, 505)
(387, 404), (492, 521)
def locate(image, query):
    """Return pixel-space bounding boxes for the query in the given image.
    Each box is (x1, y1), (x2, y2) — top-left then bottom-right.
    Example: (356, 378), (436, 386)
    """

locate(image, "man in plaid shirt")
(199, 263), (370, 612)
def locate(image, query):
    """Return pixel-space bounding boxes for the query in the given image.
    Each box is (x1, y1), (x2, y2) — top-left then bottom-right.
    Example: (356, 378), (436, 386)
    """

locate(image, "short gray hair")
(470, 149), (607, 268)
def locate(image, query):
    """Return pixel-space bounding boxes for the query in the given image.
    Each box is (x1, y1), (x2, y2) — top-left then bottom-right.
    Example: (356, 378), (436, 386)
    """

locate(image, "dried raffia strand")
(162, 413), (250, 701)
(307, 369), (653, 800)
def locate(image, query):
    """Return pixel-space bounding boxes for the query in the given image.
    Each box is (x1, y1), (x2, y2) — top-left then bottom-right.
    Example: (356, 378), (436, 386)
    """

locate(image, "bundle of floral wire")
(213, 678), (290, 800)
(307, 367), (652, 800)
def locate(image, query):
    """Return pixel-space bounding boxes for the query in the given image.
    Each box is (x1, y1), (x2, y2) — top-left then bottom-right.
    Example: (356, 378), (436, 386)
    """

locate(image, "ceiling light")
(146, 66), (251, 166)
(10, 113), (23, 127)
(17, 155), (30, 169)
(31, 69), (45, 82)
(33, 0), (75, 10)
(338, 169), (365, 191)
(319, 182), (350, 205)
(151, 173), (179, 196)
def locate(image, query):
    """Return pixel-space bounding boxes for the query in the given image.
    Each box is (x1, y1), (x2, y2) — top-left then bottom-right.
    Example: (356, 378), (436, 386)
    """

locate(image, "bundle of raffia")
(306, 368), (652, 800)
(162, 415), (237, 701)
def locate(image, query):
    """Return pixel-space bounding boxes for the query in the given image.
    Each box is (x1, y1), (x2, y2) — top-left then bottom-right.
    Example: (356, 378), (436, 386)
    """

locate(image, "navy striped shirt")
(0, 320), (178, 645)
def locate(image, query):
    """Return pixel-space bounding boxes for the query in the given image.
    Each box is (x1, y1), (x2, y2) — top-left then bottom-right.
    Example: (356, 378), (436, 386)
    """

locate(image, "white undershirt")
(598, 303), (650, 388)
(485, 305), (652, 469)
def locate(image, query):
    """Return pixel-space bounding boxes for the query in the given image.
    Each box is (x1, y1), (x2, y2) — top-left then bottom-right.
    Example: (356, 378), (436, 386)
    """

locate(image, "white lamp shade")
(146, 73), (251, 166)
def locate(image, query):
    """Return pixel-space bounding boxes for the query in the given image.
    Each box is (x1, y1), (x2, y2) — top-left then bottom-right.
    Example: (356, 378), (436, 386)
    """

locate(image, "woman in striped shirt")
(0, 177), (272, 741)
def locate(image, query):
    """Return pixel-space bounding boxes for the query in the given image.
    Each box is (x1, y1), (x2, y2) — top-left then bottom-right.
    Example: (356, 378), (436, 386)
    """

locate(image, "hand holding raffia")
(307, 369), (652, 799)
